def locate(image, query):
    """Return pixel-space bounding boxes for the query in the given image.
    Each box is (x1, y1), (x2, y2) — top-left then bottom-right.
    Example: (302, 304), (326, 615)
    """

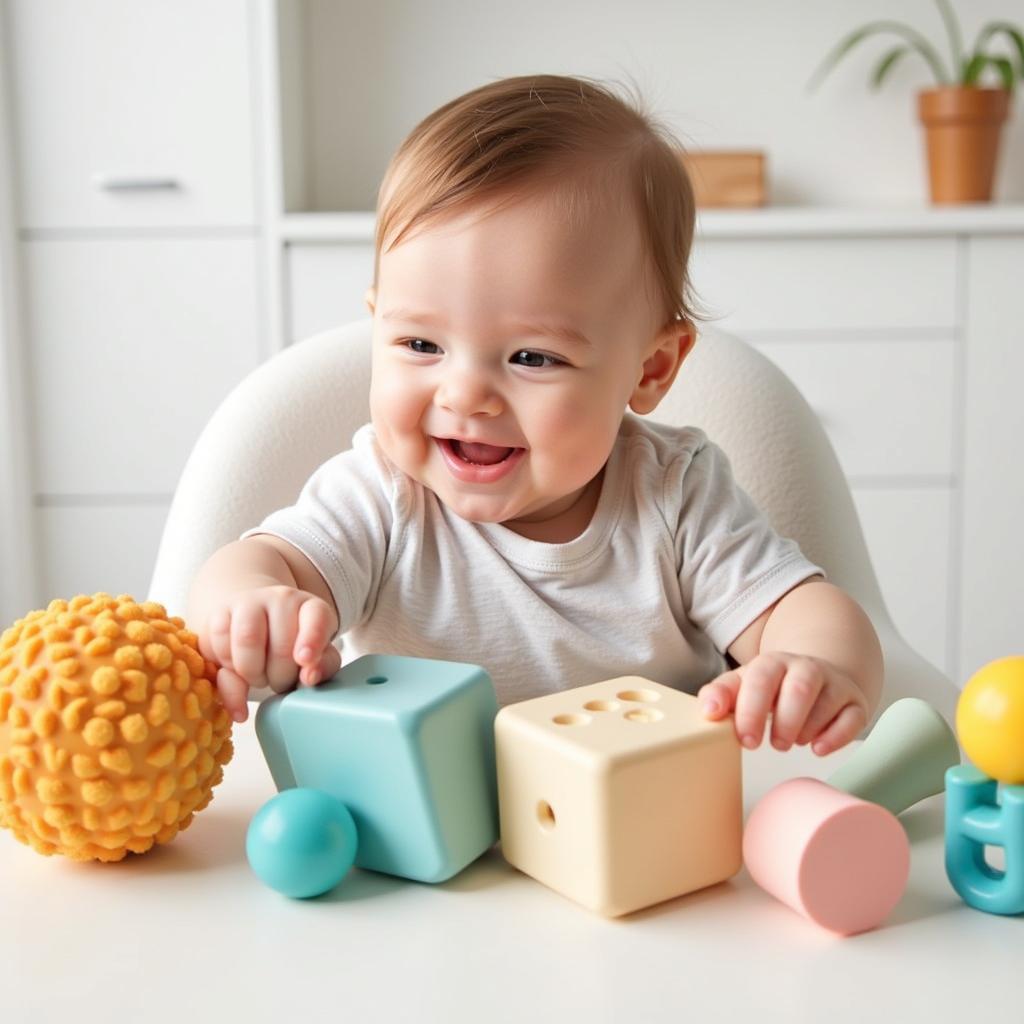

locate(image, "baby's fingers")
(293, 598), (336, 684)
(205, 607), (234, 671)
(217, 665), (251, 724)
(300, 642), (341, 687)
(770, 661), (825, 751)
(698, 670), (741, 719)
(230, 601), (269, 684)
(794, 688), (849, 748)
(263, 596), (302, 691)
(811, 703), (867, 757)
(733, 656), (786, 749)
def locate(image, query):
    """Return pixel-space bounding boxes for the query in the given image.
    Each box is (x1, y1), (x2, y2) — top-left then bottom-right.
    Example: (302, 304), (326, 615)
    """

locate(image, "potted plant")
(808, 1), (1024, 203)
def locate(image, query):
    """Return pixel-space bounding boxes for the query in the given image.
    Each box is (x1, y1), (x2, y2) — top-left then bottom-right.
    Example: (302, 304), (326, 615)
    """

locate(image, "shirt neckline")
(472, 432), (626, 571)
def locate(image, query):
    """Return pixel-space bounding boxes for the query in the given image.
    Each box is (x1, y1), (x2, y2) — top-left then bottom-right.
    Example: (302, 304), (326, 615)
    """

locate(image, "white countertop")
(1, 721), (1017, 1024)
(280, 204), (1024, 243)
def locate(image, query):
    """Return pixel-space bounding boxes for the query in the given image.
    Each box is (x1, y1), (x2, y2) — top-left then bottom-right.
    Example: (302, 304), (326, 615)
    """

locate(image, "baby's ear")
(364, 286), (377, 315)
(628, 321), (696, 415)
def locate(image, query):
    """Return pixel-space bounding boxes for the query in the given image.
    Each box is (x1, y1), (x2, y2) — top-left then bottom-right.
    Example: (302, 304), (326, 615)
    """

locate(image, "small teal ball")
(246, 788), (358, 898)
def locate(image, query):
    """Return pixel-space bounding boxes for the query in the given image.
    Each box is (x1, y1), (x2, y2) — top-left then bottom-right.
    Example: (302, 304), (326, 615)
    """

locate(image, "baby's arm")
(698, 575), (883, 756)
(186, 536), (341, 723)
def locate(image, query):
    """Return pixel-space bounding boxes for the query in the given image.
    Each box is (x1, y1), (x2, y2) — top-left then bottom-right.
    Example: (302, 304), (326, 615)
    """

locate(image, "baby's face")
(367, 187), (667, 531)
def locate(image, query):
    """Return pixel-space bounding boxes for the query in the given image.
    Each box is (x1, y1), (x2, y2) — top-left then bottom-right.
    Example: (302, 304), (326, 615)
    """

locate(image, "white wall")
(304, 0), (1024, 210)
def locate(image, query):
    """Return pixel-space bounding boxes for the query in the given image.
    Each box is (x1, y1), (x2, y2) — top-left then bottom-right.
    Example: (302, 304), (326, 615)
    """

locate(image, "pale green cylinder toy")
(826, 697), (960, 814)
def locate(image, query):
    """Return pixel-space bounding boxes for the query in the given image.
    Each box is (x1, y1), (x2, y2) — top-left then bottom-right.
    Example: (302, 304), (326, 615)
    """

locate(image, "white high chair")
(148, 318), (959, 727)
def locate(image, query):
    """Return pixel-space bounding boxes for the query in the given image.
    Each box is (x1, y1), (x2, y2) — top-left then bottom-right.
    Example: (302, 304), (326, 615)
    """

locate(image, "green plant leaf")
(935, 0), (965, 72)
(963, 53), (986, 85)
(964, 53), (1014, 89)
(807, 20), (951, 93)
(872, 46), (911, 90)
(992, 55), (1014, 90)
(969, 22), (1024, 85)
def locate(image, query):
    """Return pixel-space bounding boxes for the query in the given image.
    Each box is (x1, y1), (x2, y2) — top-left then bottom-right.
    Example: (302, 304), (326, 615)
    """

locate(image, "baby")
(187, 73), (883, 757)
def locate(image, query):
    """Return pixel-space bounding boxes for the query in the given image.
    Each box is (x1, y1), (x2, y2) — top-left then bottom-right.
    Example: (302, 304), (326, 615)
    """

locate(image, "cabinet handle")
(92, 174), (181, 191)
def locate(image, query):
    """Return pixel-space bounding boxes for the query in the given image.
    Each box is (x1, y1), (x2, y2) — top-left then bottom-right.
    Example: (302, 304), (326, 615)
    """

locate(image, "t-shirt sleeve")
(669, 433), (826, 654)
(238, 426), (401, 641)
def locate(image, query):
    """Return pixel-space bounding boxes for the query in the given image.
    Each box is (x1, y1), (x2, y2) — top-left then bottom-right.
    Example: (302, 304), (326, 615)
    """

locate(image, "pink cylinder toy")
(743, 777), (910, 935)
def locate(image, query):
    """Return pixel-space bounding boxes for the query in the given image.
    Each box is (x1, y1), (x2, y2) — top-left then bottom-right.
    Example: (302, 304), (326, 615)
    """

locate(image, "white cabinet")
(22, 237), (262, 494)
(1, 0), (265, 611)
(7, 0), (258, 229)
(961, 236), (1024, 680)
(749, 337), (956, 481)
(690, 236), (957, 333)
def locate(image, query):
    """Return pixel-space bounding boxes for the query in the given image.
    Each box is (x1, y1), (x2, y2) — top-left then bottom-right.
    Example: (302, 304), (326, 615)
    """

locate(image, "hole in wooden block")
(537, 801), (556, 830)
(624, 708), (664, 724)
(583, 700), (620, 712)
(552, 713), (590, 726)
(617, 689), (660, 703)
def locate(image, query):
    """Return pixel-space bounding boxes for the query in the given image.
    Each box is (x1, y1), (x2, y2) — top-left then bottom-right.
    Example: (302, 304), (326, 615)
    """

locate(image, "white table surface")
(1, 719), (1018, 1024)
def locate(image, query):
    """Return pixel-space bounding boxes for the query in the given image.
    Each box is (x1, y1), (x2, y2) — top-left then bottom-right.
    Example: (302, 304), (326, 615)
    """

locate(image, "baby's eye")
(404, 338), (441, 355)
(511, 350), (563, 368)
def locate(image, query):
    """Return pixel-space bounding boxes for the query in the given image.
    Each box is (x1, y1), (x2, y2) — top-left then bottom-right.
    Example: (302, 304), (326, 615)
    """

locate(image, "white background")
(301, 0), (1024, 210)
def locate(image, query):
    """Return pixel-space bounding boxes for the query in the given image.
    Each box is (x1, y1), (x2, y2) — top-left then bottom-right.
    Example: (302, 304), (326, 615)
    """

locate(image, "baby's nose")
(435, 370), (504, 417)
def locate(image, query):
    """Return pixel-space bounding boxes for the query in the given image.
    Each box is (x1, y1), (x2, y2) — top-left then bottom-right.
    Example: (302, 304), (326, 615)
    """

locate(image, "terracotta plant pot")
(918, 87), (1011, 204)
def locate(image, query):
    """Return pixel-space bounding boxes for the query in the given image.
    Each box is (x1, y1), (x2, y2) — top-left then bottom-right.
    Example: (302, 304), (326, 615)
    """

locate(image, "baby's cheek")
(370, 384), (430, 467)
(533, 405), (616, 478)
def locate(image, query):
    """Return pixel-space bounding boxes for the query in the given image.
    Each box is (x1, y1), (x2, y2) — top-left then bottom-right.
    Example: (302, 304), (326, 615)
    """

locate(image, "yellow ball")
(0, 593), (233, 861)
(956, 655), (1024, 785)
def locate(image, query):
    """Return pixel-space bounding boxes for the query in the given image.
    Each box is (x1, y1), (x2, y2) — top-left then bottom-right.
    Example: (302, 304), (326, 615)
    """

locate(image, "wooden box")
(679, 150), (766, 208)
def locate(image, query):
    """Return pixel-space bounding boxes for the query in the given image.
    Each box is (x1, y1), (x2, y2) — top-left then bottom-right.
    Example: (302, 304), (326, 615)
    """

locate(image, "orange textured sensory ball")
(0, 593), (233, 862)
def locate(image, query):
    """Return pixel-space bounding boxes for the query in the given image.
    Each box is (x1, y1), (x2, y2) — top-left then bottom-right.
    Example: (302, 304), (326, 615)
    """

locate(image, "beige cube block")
(495, 677), (742, 917)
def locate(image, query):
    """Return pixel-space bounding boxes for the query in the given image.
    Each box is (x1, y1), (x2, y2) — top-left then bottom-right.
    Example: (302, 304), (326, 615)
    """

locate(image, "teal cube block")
(254, 653), (499, 883)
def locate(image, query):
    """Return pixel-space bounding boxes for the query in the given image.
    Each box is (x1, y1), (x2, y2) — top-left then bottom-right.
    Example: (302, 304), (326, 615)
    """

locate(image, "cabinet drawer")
(23, 237), (262, 495)
(9, 0), (257, 229)
(852, 487), (952, 676)
(690, 237), (957, 333)
(288, 242), (376, 343)
(36, 503), (170, 606)
(753, 338), (956, 478)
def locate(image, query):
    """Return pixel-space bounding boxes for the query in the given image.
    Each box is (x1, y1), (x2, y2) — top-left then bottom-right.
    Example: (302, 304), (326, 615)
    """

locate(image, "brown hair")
(372, 73), (703, 332)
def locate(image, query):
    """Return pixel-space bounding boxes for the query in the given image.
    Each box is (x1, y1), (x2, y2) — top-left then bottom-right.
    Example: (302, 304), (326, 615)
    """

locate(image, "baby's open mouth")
(440, 437), (520, 466)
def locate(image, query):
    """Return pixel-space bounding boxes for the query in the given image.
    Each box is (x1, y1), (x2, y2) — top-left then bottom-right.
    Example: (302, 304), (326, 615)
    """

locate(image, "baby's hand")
(697, 652), (869, 757)
(197, 585), (341, 724)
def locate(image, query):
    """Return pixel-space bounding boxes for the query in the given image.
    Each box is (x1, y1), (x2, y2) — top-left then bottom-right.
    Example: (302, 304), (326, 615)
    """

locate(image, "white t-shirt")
(241, 413), (824, 706)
